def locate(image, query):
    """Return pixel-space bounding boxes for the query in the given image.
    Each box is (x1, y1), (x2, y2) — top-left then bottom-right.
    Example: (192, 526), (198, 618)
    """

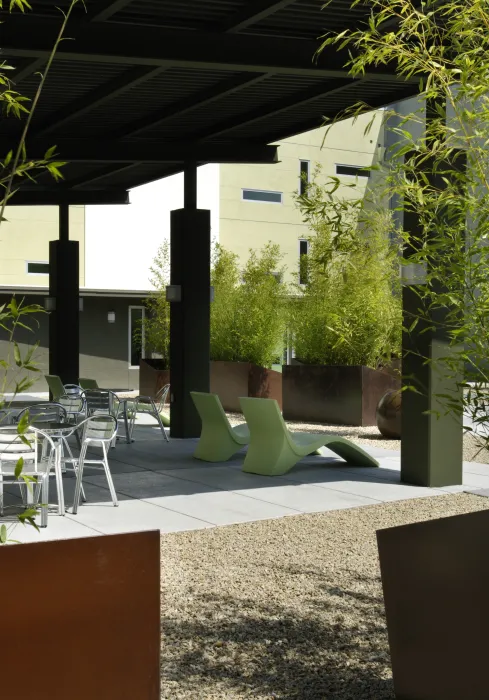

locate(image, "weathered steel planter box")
(282, 364), (400, 426)
(0, 531), (160, 700)
(210, 361), (282, 412)
(139, 358), (170, 399)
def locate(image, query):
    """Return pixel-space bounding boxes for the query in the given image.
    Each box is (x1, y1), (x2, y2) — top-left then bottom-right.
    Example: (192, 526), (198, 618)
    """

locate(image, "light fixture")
(44, 296), (56, 311)
(107, 310), (116, 323)
(400, 262), (427, 286)
(166, 285), (182, 303)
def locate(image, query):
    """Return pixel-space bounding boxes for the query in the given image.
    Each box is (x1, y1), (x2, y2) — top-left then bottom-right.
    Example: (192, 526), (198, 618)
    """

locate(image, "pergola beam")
(0, 140), (279, 164)
(220, 0), (296, 33)
(11, 57), (45, 83)
(193, 78), (356, 140)
(32, 66), (167, 137)
(69, 164), (139, 189)
(88, 0), (133, 22)
(4, 16), (412, 81)
(114, 72), (269, 139)
(7, 189), (130, 205)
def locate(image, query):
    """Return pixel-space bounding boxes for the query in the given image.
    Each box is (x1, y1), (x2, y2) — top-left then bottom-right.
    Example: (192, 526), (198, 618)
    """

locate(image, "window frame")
(335, 164), (371, 178)
(128, 305), (146, 369)
(242, 188), (283, 204)
(26, 261), (49, 275)
(298, 238), (309, 285)
(299, 160), (311, 196)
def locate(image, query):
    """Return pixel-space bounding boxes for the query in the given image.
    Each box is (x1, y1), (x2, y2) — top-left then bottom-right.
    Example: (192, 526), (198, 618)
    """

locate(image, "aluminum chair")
(0, 426), (58, 527)
(14, 404), (68, 514)
(72, 415), (118, 514)
(129, 383), (170, 442)
(63, 384), (83, 396)
(82, 389), (130, 445)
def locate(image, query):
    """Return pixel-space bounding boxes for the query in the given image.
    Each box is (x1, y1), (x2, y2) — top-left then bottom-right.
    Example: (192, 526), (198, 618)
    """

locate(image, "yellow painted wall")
(219, 112), (384, 281)
(0, 205), (85, 286)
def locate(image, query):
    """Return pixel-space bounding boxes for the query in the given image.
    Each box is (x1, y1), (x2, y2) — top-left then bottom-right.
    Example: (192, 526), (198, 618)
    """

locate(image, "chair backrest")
(79, 378), (99, 390)
(63, 384), (83, 396)
(190, 391), (236, 438)
(83, 415), (117, 442)
(59, 394), (85, 415)
(45, 375), (65, 401)
(239, 397), (289, 449)
(82, 389), (118, 416)
(0, 426), (37, 470)
(15, 403), (67, 425)
(155, 384), (170, 411)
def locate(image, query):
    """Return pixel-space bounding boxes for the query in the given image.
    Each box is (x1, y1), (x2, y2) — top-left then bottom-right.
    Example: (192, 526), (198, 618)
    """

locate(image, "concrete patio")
(3, 422), (489, 544)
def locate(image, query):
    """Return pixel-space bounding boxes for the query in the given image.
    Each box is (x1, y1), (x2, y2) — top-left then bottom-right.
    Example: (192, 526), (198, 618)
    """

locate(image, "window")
(336, 164), (370, 178)
(299, 160), (310, 195)
(27, 261), (49, 275)
(242, 189), (282, 204)
(299, 239), (309, 284)
(129, 306), (145, 368)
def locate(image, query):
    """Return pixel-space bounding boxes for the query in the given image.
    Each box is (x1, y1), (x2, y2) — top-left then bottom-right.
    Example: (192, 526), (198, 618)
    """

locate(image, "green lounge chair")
(45, 374), (65, 401)
(79, 378), (99, 390)
(191, 391), (250, 462)
(239, 397), (379, 476)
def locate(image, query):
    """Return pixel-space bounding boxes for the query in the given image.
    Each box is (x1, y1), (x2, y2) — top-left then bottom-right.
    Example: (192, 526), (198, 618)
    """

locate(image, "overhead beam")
(193, 78), (357, 140)
(4, 15), (413, 81)
(7, 189), (130, 205)
(11, 57), (45, 84)
(113, 72), (269, 139)
(0, 140), (279, 164)
(32, 66), (167, 137)
(88, 0), (133, 22)
(68, 163), (139, 188)
(220, 0), (296, 33)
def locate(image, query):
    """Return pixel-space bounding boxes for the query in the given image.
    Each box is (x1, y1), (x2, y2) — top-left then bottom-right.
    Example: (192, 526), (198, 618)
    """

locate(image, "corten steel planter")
(0, 531), (161, 700)
(282, 364), (400, 426)
(377, 509), (489, 700)
(210, 361), (282, 412)
(139, 358), (170, 399)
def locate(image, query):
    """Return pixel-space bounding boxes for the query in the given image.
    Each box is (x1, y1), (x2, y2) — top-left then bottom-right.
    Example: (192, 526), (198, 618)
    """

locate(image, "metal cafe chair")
(0, 426), (58, 527)
(71, 415), (119, 514)
(82, 389), (131, 445)
(128, 383), (170, 442)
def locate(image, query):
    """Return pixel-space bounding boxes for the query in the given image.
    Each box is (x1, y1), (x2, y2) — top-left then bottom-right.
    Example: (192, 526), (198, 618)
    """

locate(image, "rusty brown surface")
(139, 358), (170, 400)
(0, 531), (161, 700)
(283, 365), (399, 426)
(377, 510), (489, 700)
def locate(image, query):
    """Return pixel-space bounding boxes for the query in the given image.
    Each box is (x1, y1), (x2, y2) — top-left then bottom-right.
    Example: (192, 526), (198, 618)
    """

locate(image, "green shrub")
(291, 175), (401, 368)
(138, 240), (170, 368)
(211, 242), (288, 367)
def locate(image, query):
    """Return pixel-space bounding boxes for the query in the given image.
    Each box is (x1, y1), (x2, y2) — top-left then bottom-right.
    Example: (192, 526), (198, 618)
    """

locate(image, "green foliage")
(319, 0), (489, 435)
(211, 242), (288, 367)
(139, 240), (171, 367)
(290, 172), (402, 367)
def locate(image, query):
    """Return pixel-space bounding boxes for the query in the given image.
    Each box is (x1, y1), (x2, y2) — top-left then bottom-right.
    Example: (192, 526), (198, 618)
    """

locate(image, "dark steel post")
(170, 163), (211, 437)
(48, 205), (80, 385)
(401, 134), (465, 486)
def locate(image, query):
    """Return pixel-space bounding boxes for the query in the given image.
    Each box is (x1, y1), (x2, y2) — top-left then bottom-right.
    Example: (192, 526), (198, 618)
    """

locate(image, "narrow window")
(299, 160), (310, 195)
(27, 261), (49, 275)
(242, 189), (282, 204)
(335, 164), (370, 178)
(129, 306), (145, 368)
(299, 239), (309, 284)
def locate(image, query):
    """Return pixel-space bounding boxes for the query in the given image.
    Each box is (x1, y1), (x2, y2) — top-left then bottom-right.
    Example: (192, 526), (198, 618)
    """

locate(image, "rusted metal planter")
(282, 364), (400, 426)
(139, 358), (170, 399)
(210, 361), (282, 412)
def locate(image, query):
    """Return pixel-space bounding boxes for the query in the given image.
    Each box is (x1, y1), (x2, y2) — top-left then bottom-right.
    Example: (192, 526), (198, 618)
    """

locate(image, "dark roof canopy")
(3, 0), (419, 203)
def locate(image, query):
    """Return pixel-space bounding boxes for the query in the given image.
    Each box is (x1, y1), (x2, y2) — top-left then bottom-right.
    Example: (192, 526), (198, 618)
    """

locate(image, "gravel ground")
(227, 412), (489, 464)
(161, 493), (489, 700)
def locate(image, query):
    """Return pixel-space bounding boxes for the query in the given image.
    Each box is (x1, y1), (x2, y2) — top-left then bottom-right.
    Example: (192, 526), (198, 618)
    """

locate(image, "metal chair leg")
(72, 442), (87, 515)
(40, 474), (49, 528)
(101, 442), (118, 506)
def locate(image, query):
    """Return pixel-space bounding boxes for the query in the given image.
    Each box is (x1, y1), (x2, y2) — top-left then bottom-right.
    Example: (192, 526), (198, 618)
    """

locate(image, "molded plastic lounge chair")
(45, 375), (65, 401)
(239, 397), (379, 476)
(79, 378), (99, 390)
(191, 391), (250, 462)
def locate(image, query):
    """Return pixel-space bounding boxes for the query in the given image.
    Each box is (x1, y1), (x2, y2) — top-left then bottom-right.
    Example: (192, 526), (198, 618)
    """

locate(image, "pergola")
(2, 1), (458, 486)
